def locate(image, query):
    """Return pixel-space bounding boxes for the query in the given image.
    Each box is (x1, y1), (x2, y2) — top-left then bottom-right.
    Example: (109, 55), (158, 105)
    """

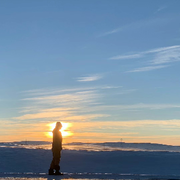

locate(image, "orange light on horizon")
(46, 122), (73, 138)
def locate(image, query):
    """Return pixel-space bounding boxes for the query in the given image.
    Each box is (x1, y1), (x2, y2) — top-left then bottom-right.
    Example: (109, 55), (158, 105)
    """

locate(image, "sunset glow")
(46, 122), (73, 138)
(1, 0), (180, 147)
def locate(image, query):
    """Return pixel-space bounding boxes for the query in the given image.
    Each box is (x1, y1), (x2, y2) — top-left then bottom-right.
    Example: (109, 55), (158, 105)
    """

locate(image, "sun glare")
(46, 122), (73, 138)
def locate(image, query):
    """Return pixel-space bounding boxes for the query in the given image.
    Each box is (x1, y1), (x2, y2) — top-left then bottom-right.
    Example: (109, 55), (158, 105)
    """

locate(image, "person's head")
(56, 122), (62, 130)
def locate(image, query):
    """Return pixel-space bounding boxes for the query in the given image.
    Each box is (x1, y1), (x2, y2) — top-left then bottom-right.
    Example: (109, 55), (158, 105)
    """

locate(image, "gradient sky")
(1, 0), (180, 145)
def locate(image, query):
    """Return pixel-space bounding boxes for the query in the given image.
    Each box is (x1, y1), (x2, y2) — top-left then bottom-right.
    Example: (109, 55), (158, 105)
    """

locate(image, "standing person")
(49, 122), (63, 175)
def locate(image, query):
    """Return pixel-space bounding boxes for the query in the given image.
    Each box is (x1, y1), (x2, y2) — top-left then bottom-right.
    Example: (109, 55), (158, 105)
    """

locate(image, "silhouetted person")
(49, 122), (63, 175)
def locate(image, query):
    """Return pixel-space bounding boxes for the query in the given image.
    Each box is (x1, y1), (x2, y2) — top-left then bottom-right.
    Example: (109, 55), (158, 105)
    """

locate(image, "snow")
(1, 141), (180, 179)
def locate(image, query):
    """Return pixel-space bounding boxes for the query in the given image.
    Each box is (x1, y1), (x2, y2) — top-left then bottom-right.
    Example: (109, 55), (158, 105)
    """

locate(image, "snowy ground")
(1, 141), (180, 179)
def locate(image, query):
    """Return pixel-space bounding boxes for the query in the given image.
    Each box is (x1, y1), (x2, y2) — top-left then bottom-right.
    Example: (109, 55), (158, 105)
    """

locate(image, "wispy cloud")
(66, 119), (180, 144)
(14, 112), (108, 121)
(154, 6), (167, 14)
(114, 103), (180, 110)
(127, 65), (168, 73)
(77, 74), (103, 82)
(15, 86), (120, 121)
(99, 27), (124, 37)
(16, 84), (180, 122)
(110, 45), (180, 72)
(72, 119), (180, 129)
(14, 85), (180, 143)
(150, 46), (180, 65)
(88, 103), (180, 112)
(110, 45), (180, 61)
(22, 86), (120, 97)
(18, 91), (102, 120)
(99, 17), (169, 37)
(3, 118), (180, 143)
(110, 53), (143, 60)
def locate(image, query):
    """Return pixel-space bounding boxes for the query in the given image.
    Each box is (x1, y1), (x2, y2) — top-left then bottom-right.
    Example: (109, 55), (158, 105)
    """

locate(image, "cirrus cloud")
(77, 74), (103, 82)
(110, 45), (180, 73)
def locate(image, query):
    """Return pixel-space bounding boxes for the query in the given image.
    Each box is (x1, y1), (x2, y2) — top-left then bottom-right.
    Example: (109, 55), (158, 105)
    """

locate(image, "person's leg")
(49, 151), (56, 175)
(49, 149), (62, 175)
(54, 150), (62, 175)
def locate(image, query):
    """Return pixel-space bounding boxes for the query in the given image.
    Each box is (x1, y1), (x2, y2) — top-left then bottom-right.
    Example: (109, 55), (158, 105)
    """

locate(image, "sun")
(46, 122), (73, 138)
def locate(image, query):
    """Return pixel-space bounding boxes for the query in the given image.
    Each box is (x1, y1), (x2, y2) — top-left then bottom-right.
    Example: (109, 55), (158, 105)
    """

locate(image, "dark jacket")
(52, 128), (62, 150)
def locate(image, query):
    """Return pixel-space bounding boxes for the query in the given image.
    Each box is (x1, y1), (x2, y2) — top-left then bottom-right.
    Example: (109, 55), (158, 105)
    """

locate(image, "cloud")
(77, 74), (103, 82)
(2, 119), (180, 144)
(127, 65), (168, 72)
(14, 112), (108, 121)
(154, 6), (167, 14)
(99, 27), (124, 37)
(22, 86), (120, 97)
(90, 103), (180, 112)
(150, 46), (180, 65)
(65, 119), (180, 144)
(110, 53), (143, 60)
(14, 86), (114, 121)
(13, 85), (180, 144)
(103, 103), (180, 110)
(15, 83), (180, 122)
(110, 45), (180, 61)
(99, 17), (169, 37)
(72, 119), (180, 129)
(14, 111), (70, 120)
(110, 45), (180, 73)
(20, 85), (121, 111)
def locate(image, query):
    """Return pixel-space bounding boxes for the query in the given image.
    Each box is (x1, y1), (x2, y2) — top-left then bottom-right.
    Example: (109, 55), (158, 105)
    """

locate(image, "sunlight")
(46, 122), (73, 138)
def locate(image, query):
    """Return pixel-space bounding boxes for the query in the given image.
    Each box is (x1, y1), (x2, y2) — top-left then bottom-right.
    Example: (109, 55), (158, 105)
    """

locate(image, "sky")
(1, 0), (180, 145)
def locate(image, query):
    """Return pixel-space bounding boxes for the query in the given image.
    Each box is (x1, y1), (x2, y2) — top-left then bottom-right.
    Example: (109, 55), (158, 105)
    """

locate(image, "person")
(49, 122), (63, 175)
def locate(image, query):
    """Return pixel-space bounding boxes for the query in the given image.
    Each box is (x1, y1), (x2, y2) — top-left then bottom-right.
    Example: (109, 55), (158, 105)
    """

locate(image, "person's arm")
(59, 131), (62, 150)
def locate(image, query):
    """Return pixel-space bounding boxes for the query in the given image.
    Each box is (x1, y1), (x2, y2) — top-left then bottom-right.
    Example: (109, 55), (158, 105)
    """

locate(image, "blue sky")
(1, 0), (180, 144)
